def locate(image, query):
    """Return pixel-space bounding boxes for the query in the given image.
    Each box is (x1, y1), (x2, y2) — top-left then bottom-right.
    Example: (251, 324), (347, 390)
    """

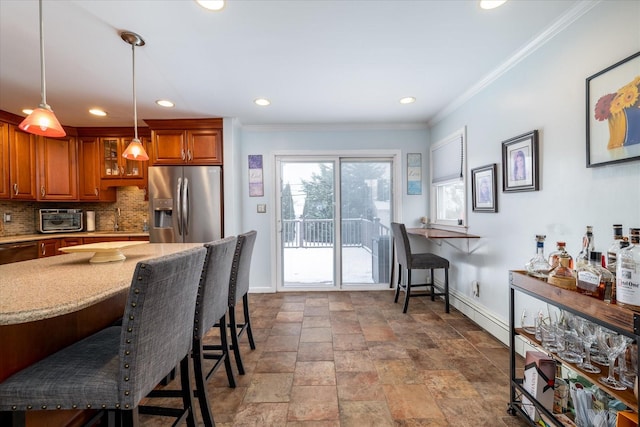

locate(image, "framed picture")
(586, 51), (640, 167)
(471, 163), (497, 212)
(248, 154), (264, 197)
(407, 153), (422, 195)
(502, 130), (539, 193)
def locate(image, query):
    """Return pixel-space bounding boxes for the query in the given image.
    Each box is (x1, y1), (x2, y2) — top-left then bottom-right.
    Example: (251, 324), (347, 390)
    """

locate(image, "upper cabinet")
(37, 134), (78, 201)
(145, 118), (223, 166)
(8, 124), (37, 200)
(0, 122), (9, 199)
(78, 137), (116, 202)
(76, 127), (149, 191)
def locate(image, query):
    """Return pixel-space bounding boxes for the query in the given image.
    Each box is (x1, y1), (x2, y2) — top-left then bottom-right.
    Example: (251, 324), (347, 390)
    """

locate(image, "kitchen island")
(0, 242), (202, 426)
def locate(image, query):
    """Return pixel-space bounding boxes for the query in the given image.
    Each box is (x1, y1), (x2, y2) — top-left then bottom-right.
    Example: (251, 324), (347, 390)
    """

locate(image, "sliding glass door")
(276, 156), (393, 290)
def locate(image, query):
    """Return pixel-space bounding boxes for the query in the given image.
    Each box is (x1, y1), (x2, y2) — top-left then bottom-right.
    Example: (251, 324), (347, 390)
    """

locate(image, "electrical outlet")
(3, 213), (11, 223)
(257, 204), (267, 213)
(472, 280), (479, 297)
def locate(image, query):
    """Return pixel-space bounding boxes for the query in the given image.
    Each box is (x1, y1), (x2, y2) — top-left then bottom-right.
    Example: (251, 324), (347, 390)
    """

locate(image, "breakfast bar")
(0, 242), (202, 426)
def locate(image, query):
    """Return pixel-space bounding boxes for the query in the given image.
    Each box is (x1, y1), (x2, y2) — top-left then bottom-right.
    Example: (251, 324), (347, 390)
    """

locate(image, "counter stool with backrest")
(390, 222), (450, 314)
(227, 230), (257, 375)
(0, 247), (207, 427)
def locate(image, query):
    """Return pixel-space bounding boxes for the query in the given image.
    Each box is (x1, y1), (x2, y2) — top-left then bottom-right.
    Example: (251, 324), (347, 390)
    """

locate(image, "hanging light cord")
(131, 42), (139, 141)
(38, 0), (47, 108)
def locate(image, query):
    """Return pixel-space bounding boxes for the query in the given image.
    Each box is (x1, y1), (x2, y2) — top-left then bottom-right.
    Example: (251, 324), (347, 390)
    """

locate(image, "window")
(430, 127), (467, 228)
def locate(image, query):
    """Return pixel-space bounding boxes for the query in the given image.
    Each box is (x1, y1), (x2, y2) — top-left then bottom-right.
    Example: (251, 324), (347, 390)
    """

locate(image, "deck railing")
(282, 217), (389, 250)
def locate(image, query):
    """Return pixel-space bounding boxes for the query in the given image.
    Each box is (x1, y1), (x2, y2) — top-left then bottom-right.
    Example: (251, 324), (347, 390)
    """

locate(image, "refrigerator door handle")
(176, 177), (183, 236)
(183, 178), (190, 236)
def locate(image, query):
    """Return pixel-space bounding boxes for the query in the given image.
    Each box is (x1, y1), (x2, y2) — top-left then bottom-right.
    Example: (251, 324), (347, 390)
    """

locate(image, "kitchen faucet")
(114, 208), (121, 231)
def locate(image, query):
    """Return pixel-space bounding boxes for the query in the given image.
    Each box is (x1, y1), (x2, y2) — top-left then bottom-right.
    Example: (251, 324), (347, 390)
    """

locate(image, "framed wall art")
(502, 130), (539, 193)
(586, 51), (640, 167)
(407, 153), (422, 195)
(248, 154), (264, 197)
(471, 163), (497, 213)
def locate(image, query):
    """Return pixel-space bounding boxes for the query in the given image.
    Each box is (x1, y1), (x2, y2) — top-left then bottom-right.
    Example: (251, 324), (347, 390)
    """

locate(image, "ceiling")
(0, 0), (585, 128)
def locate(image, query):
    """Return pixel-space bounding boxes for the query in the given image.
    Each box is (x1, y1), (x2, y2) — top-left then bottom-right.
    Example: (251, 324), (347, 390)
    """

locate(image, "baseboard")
(449, 289), (531, 357)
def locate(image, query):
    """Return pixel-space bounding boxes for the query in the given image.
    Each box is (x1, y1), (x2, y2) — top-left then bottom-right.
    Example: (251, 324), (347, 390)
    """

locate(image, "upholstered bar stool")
(390, 222), (450, 313)
(0, 247), (207, 427)
(227, 230), (257, 375)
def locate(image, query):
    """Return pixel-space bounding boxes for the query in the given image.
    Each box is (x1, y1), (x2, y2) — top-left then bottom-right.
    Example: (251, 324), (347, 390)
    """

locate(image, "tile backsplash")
(0, 186), (149, 237)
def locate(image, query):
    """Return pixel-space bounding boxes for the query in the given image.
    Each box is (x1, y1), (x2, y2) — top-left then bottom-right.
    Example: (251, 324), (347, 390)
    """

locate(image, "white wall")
(238, 125), (429, 291)
(428, 0), (640, 342)
(228, 0), (640, 345)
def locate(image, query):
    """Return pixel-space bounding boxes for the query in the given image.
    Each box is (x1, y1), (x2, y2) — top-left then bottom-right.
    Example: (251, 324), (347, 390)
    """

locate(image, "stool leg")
(192, 339), (215, 427)
(243, 294), (256, 350)
(402, 269), (411, 313)
(229, 307), (245, 375)
(430, 269), (435, 301)
(444, 268), (450, 313)
(218, 313), (236, 388)
(394, 264), (402, 303)
(179, 355), (197, 427)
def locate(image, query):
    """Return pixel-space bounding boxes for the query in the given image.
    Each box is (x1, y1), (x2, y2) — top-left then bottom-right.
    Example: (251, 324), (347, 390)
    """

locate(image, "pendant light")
(19, 0), (66, 138)
(121, 31), (149, 161)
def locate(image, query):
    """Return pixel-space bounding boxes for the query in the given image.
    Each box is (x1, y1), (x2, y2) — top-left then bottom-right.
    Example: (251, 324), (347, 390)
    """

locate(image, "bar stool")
(0, 247), (207, 426)
(390, 222), (450, 313)
(228, 230), (257, 375)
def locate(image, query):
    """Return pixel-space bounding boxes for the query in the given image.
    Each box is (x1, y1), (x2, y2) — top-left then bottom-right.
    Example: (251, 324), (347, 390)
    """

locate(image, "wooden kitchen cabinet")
(100, 137), (147, 181)
(38, 239), (60, 258)
(37, 134), (78, 201)
(60, 237), (83, 248)
(78, 137), (116, 201)
(8, 124), (37, 200)
(0, 121), (9, 199)
(145, 118), (223, 166)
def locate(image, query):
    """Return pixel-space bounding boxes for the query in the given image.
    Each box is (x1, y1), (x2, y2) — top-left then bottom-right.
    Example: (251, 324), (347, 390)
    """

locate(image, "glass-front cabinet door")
(100, 138), (145, 179)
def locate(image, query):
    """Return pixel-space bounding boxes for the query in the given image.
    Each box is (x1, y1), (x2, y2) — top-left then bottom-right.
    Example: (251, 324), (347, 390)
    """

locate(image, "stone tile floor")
(140, 291), (530, 426)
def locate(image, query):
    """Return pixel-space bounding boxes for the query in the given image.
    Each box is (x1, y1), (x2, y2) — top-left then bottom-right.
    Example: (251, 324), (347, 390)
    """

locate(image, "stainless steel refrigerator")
(148, 166), (223, 243)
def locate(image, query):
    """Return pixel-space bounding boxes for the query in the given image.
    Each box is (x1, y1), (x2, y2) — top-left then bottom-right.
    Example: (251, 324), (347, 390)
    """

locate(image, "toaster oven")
(37, 209), (83, 233)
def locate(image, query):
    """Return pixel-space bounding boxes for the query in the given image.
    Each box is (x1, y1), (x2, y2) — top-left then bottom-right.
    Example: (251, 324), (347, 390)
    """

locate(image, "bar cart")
(508, 270), (640, 426)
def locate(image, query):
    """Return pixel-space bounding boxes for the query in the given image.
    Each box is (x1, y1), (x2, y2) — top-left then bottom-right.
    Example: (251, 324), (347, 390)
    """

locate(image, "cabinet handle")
(41, 242), (46, 256)
(13, 183), (18, 195)
(120, 166), (125, 175)
(41, 186), (46, 197)
(94, 188), (99, 196)
(187, 149), (193, 162)
(181, 149), (186, 161)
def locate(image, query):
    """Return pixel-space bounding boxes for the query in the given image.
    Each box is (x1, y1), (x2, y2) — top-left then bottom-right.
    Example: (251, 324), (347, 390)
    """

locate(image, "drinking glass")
(596, 327), (628, 390)
(556, 323), (582, 364)
(619, 341), (637, 389)
(575, 318), (600, 374)
(541, 323), (560, 353)
(520, 309), (537, 334)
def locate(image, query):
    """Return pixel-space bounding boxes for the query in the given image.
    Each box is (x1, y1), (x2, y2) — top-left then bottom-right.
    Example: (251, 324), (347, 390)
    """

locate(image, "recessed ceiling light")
(399, 97), (416, 104)
(196, 0), (225, 11)
(22, 109), (34, 115)
(89, 108), (107, 117)
(480, 0), (507, 10)
(254, 98), (271, 107)
(156, 99), (175, 108)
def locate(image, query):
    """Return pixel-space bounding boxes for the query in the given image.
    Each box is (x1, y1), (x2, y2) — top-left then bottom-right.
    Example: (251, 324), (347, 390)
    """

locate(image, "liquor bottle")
(606, 224), (624, 274)
(547, 253), (576, 290)
(525, 235), (552, 280)
(548, 241), (573, 272)
(575, 226), (594, 268)
(576, 251), (612, 301)
(616, 228), (640, 311)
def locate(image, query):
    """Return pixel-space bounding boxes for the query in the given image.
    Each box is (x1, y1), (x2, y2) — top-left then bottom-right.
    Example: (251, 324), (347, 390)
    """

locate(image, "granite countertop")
(0, 231), (149, 245)
(0, 242), (202, 325)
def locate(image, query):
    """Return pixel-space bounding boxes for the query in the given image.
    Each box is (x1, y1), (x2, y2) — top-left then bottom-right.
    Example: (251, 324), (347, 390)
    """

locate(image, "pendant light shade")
(121, 31), (149, 161)
(19, 0), (66, 138)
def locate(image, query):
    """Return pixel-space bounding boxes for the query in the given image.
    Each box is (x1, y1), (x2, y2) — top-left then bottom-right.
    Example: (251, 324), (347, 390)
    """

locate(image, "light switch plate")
(257, 204), (267, 213)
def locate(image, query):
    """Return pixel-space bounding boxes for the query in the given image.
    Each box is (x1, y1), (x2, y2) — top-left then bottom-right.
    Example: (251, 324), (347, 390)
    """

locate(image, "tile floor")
(140, 290), (530, 426)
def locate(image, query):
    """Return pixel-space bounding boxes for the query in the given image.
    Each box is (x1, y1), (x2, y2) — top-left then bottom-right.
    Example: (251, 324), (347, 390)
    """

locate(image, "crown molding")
(428, 0), (601, 127)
